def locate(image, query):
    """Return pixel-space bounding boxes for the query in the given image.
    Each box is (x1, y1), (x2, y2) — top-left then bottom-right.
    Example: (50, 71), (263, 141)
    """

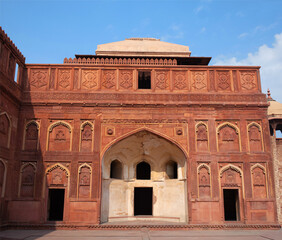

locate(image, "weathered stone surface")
(0, 28), (279, 227)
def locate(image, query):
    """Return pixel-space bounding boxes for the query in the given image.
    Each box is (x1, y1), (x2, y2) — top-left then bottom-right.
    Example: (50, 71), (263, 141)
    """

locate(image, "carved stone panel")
(25, 122), (38, 151)
(58, 69), (71, 90)
(198, 166), (210, 198)
(218, 125), (240, 152)
(191, 71), (207, 91)
(102, 70), (116, 89)
(248, 125), (262, 152)
(48, 124), (71, 151)
(30, 69), (48, 90)
(155, 71), (169, 90)
(240, 71), (257, 91)
(0, 114), (10, 148)
(216, 71), (231, 91)
(78, 166), (91, 198)
(221, 167), (242, 187)
(82, 70), (98, 90)
(119, 70), (133, 90)
(47, 165), (68, 187)
(196, 124), (208, 151)
(173, 71), (188, 90)
(81, 124), (93, 152)
(252, 166), (267, 199)
(20, 164), (35, 198)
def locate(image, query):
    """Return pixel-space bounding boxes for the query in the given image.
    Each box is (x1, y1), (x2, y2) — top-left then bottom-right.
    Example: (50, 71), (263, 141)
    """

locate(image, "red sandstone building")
(0, 27), (281, 228)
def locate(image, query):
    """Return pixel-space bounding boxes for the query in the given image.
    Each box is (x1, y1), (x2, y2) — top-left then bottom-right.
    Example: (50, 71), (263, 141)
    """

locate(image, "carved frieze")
(24, 92), (267, 105)
(102, 119), (188, 124)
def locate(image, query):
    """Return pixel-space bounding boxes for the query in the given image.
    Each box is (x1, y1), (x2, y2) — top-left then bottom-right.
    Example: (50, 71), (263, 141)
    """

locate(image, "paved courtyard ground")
(0, 229), (281, 240)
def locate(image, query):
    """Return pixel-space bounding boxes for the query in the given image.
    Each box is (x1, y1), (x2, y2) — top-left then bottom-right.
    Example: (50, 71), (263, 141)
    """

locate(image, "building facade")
(0, 27), (280, 228)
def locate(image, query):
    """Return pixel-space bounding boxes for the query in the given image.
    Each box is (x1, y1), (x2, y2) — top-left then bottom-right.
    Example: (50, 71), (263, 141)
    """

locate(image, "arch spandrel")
(101, 127), (189, 160)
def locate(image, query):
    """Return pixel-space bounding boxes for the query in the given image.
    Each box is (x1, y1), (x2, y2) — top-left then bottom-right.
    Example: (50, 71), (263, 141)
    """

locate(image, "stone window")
(110, 160), (122, 179)
(136, 161), (151, 180)
(166, 160), (178, 179)
(138, 71), (151, 89)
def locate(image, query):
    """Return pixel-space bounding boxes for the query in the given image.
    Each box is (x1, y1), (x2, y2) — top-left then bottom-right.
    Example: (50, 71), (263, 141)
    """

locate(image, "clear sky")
(1, 0), (282, 101)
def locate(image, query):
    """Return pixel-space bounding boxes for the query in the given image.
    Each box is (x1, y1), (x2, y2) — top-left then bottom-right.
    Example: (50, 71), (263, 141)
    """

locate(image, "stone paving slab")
(0, 229), (281, 240)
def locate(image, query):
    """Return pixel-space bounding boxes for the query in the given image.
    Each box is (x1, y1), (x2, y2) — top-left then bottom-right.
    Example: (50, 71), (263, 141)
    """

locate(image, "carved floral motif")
(55, 129), (66, 141)
(58, 70), (71, 88)
(82, 70), (98, 89)
(120, 71), (133, 89)
(30, 70), (48, 88)
(155, 71), (169, 90)
(192, 71), (207, 90)
(102, 70), (116, 89)
(240, 71), (256, 90)
(173, 71), (187, 90)
(217, 71), (230, 90)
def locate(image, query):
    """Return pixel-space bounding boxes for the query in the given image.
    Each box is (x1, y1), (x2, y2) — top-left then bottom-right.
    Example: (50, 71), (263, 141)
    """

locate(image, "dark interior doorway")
(48, 189), (65, 221)
(223, 189), (239, 221)
(134, 187), (152, 216)
(136, 161), (151, 180)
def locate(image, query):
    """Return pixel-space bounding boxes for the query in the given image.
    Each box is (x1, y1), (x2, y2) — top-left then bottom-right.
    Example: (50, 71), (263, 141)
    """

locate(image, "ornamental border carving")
(219, 164), (243, 178)
(79, 121), (94, 152)
(0, 111), (12, 149)
(46, 163), (70, 177)
(46, 121), (73, 151)
(24, 92), (267, 104)
(77, 162), (92, 198)
(18, 162), (37, 197)
(247, 122), (264, 152)
(216, 122), (242, 152)
(42, 163), (70, 198)
(102, 119), (188, 124)
(22, 120), (40, 151)
(0, 158), (7, 197)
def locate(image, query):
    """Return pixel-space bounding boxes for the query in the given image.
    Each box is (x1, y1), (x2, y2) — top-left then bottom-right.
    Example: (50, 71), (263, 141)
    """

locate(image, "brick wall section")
(276, 138), (282, 223)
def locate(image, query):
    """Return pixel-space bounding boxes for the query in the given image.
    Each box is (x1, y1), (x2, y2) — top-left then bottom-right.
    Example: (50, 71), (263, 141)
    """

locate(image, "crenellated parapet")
(0, 27), (25, 64)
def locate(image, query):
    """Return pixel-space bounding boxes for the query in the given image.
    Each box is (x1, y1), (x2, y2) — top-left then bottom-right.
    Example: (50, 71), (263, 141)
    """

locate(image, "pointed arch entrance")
(101, 130), (187, 223)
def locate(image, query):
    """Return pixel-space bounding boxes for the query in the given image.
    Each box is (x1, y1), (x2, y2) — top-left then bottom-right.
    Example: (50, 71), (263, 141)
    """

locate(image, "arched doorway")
(101, 130), (187, 223)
